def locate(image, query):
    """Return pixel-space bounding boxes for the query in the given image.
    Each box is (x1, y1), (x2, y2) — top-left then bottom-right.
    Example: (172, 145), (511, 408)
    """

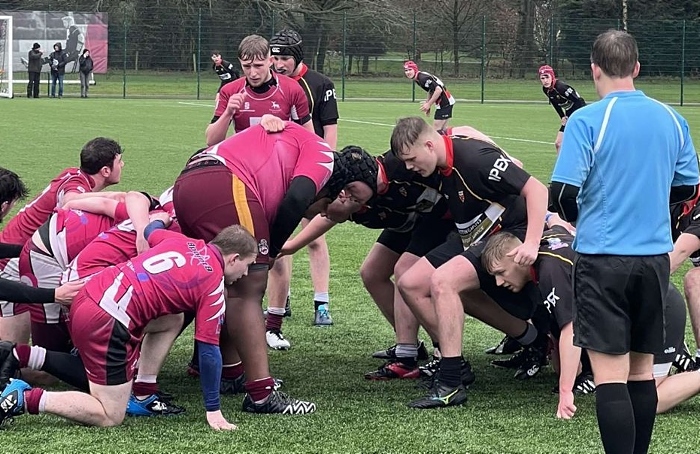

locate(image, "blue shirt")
(551, 90), (699, 255)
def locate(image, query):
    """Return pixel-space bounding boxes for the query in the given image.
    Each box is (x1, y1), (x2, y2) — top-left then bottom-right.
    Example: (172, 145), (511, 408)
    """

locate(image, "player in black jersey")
(538, 65), (586, 153)
(404, 61), (456, 131)
(211, 51), (240, 93)
(390, 116), (549, 409)
(261, 29), (341, 348)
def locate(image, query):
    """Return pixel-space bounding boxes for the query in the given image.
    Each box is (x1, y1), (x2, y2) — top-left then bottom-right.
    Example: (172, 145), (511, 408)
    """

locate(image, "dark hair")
(80, 138), (123, 175)
(212, 50), (221, 56)
(53, 42), (62, 51)
(591, 30), (638, 78)
(0, 167), (29, 206)
(81, 48), (89, 56)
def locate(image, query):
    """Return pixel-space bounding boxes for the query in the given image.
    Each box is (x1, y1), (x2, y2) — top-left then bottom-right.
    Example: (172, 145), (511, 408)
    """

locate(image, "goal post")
(0, 15), (12, 98)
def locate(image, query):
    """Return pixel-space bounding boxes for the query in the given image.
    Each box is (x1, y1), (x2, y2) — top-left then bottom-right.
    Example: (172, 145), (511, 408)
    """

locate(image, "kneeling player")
(0, 224), (257, 430)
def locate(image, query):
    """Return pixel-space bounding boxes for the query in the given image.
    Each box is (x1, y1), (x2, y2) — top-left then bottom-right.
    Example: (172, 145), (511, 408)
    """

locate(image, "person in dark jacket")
(78, 49), (94, 98)
(26, 43), (44, 98)
(49, 42), (67, 98)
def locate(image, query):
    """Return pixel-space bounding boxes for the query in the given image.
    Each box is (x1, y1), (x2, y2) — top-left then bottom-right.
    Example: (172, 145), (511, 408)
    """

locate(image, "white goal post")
(0, 15), (12, 98)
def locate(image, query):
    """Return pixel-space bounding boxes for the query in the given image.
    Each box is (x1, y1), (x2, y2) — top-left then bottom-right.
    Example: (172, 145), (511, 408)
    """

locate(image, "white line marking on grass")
(178, 101), (214, 108)
(339, 118), (553, 145)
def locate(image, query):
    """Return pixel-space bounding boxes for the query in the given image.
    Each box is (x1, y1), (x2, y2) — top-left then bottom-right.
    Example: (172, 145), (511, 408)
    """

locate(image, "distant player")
(211, 51), (240, 93)
(0, 225), (257, 431)
(538, 65), (586, 153)
(403, 61), (456, 131)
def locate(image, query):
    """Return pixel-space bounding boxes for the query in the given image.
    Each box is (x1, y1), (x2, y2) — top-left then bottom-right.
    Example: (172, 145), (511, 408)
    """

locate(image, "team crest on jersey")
(458, 191), (465, 203)
(399, 187), (408, 197)
(271, 101), (280, 110)
(378, 211), (387, 220)
(546, 237), (569, 251)
(258, 239), (269, 256)
(244, 102), (250, 110)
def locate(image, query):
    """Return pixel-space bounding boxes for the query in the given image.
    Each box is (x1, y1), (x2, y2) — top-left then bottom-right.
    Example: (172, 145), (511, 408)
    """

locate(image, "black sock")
(42, 350), (89, 391)
(439, 356), (463, 388)
(514, 323), (537, 346)
(627, 380), (657, 454)
(432, 341), (440, 353)
(595, 383), (635, 454)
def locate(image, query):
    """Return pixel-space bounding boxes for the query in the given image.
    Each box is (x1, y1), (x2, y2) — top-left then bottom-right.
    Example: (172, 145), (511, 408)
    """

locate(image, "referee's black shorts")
(572, 253), (670, 355)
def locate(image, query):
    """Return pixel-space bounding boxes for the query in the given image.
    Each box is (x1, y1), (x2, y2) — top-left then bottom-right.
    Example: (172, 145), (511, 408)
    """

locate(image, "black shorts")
(377, 219), (454, 257)
(425, 228), (536, 320)
(573, 253), (670, 355)
(653, 284), (686, 370)
(434, 104), (453, 120)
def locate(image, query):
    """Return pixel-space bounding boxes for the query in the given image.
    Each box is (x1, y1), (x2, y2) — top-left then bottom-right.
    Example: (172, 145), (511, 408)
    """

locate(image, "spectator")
(78, 49), (93, 98)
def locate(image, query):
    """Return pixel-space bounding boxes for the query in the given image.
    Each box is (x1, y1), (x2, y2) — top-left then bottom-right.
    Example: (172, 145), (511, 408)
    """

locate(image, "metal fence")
(5, 4), (700, 105)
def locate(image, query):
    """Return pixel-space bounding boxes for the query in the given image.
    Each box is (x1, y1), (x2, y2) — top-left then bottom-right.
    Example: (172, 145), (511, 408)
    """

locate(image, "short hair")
(211, 50), (221, 56)
(80, 137), (123, 175)
(238, 35), (270, 62)
(591, 30), (638, 78)
(0, 167), (29, 206)
(390, 117), (432, 156)
(480, 231), (523, 274)
(210, 225), (258, 258)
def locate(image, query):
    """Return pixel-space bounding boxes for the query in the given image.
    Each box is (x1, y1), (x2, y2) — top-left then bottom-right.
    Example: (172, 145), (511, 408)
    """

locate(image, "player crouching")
(0, 223), (257, 430)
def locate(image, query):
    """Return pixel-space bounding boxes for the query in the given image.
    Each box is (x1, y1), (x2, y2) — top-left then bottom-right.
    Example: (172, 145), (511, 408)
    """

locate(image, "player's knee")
(429, 268), (457, 298)
(99, 408), (126, 427)
(396, 270), (421, 297)
(306, 236), (327, 253)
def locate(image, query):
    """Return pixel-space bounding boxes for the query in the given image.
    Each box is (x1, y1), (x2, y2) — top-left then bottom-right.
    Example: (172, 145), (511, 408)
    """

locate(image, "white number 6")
(142, 251), (186, 274)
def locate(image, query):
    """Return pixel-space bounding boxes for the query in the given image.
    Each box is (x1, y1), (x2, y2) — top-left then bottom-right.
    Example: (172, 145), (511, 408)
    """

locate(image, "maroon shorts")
(69, 292), (140, 386)
(174, 164), (271, 266)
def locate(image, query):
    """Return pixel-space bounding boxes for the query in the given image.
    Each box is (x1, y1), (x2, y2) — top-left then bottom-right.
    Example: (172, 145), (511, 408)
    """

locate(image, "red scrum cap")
(538, 65), (556, 80)
(404, 61), (419, 72)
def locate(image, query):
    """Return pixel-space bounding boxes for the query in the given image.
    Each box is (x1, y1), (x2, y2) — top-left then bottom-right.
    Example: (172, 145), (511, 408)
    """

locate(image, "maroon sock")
(244, 377), (275, 402)
(24, 388), (45, 415)
(221, 362), (244, 380)
(14, 344), (31, 368)
(132, 381), (159, 396)
(265, 313), (283, 332)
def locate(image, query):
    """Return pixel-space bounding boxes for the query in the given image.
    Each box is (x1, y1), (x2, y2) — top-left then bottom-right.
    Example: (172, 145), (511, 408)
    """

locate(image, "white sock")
(27, 346), (47, 370)
(135, 374), (157, 384)
(314, 292), (329, 304)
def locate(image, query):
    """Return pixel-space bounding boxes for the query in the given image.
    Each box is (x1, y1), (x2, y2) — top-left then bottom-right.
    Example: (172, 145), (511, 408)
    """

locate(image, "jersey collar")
(208, 244), (226, 270)
(438, 135), (454, 177)
(529, 265), (539, 284)
(291, 63), (309, 81)
(377, 159), (389, 195)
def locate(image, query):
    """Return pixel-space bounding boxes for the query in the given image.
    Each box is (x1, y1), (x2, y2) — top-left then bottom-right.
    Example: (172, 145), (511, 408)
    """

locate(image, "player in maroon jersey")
(174, 120), (377, 413)
(0, 224), (258, 430)
(0, 138), (124, 345)
(205, 34), (314, 146)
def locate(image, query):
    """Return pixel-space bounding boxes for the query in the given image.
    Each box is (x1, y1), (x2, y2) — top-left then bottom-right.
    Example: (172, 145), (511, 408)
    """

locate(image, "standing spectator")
(265, 28), (339, 346)
(78, 49), (93, 98)
(49, 43), (67, 99)
(550, 30), (700, 454)
(403, 61), (456, 131)
(26, 43), (43, 99)
(211, 51), (240, 92)
(538, 65), (586, 153)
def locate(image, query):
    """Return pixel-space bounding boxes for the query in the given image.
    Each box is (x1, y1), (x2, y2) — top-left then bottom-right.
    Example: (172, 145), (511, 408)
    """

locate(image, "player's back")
(83, 231), (224, 335)
(0, 168), (92, 244)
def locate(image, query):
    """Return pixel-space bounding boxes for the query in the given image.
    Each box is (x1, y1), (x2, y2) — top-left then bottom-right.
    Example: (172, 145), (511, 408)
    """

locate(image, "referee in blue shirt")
(550, 30), (700, 454)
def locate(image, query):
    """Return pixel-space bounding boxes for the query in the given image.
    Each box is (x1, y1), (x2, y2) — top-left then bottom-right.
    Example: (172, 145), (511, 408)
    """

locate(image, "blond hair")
(238, 35), (270, 61)
(390, 116), (432, 156)
(481, 232), (522, 274)
(210, 225), (258, 258)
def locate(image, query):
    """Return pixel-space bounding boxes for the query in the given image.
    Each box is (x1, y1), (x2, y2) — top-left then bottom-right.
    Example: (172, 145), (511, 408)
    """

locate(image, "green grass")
(2, 98), (700, 453)
(12, 70), (700, 105)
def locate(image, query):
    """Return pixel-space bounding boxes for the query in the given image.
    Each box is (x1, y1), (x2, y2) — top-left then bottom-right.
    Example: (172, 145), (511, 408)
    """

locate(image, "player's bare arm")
(557, 322), (581, 420)
(279, 215), (337, 257)
(670, 233), (700, 273)
(125, 192), (158, 254)
(507, 177), (548, 265)
(322, 124), (338, 150)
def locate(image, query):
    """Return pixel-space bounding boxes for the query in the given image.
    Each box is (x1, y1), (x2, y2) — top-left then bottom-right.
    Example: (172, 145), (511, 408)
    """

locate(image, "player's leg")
(303, 216), (332, 326)
(682, 267), (700, 362)
(655, 370), (700, 413)
(433, 104), (452, 131)
(265, 256), (292, 350)
(0, 258), (31, 345)
(555, 131), (564, 154)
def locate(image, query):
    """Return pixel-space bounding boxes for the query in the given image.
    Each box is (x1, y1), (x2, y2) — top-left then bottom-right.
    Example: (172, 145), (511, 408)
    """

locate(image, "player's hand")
(55, 280), (86, 305)
(556, 390), (577, 420)
(226, 92), (247, 116)
(136, 232), (150, 255)
(420, 102), (432, 115)
(507, 241), (538, 267)
(561, 116), (568, 126)
(149, 211), (172, 227)
(206, 410), (237, 431)
(260, 114), (286, 133)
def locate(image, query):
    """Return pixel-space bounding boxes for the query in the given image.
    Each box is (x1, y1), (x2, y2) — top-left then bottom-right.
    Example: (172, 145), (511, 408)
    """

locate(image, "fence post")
(481, 15), (485, 104)
(197, 7), (201, 100)
(681, 19), (685, 106)
(341, 11), (346, 102)
(412, 11), (417, 103)
(122, 18), (127, 99)
(549, 16), (554, 65)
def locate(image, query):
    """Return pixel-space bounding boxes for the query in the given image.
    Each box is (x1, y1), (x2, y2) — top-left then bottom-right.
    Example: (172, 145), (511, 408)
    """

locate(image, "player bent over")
(0, 224), (257, 430)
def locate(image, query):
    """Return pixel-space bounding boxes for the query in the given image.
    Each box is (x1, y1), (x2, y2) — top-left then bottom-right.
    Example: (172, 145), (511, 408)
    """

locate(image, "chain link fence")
(4, 4), (700, 104)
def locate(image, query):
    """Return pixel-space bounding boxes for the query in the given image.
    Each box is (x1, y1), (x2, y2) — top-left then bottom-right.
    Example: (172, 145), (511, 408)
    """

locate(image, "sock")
(132, 374), (159, 397)
(627, 380), (657, 454)
(695, 348), (700, 359)
(42, 350), (89, 391)
(439, 356), (463, 388)
(24, 388), (46, 415)
(514, 323), (538, 346)
(595, 383), (635, 454)
(13, 344), (31, 368)
(314, 292), (329, 311)
(265, 307), (285, 331)
(221, 361), (244, 380)
(245, 376), (275, 403)
(395, 343), (418, 367)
